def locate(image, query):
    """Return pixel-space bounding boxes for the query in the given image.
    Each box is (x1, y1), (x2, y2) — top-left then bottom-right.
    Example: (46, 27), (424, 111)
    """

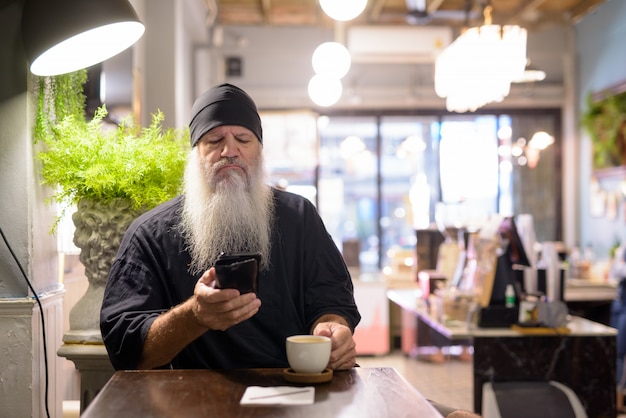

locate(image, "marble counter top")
(470, 314), (616, 337)
(387, 288), (618, 339)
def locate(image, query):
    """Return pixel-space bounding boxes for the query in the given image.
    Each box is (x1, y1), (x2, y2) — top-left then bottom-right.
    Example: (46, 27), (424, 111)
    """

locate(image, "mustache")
(211, 157), (248, 172)
(208, 157), (250, 182)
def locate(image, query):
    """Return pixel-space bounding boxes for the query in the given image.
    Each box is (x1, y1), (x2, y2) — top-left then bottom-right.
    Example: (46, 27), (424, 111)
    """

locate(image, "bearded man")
(100, 83), (361, 371)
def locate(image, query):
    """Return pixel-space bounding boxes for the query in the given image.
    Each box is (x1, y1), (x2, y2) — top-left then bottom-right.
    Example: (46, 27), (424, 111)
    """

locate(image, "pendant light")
(22, 0), (145, 76)
(308, 75), (343, 107)
(312, 42), (351, 79)
(319, 0), (367, 22)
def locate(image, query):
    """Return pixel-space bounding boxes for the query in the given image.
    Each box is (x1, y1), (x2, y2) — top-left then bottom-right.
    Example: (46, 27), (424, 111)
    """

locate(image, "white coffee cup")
(286, 335), (331, 374)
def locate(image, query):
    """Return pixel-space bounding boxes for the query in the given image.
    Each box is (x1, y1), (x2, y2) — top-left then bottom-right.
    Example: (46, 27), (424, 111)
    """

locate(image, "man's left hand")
(312, 321), (357, 370)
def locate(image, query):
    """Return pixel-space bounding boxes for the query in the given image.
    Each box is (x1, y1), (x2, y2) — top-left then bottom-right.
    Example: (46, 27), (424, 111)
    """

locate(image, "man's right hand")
(190, 268), (262, 331)
(137, 267), (261, 369)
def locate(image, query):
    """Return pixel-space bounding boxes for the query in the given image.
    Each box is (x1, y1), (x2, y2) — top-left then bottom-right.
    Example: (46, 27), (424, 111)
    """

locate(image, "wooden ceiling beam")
(569, 0), (605, 23)
(504, 0), (547, 25)
(369, 0), (388, 21)
(427, 0), (445, 14)
(261, 0), (271, 24)
(216, 0), (606, 28)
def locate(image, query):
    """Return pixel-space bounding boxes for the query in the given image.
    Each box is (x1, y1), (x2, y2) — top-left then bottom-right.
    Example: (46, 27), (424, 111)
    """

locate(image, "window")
(439, 115), (499, 227)
(317, 116), (379, 272)
(262, 111), (318, 202)
(262, 109), (561, 271)
(379, 116), (439, 271)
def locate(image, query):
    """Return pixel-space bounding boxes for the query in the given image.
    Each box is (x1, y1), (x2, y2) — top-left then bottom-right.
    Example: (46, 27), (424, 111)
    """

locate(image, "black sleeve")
(291, 194), (361, 332)
(100, 201), (193, 370)
(100, 255), (166, 370)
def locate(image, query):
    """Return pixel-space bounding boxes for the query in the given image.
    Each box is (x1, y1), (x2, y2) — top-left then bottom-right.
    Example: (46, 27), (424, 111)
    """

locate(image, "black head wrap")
(189, 83), (262, 147)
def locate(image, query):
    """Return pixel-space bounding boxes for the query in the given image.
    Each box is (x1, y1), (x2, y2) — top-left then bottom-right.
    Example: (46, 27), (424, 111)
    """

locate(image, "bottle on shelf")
(505, 284), (516, 308)
(580, 243), (594, 280)
(568, 244), (581, 279)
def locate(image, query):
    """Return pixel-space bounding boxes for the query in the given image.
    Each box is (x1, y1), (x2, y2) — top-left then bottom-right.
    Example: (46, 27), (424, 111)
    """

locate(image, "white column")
(0, 290), (64, 418)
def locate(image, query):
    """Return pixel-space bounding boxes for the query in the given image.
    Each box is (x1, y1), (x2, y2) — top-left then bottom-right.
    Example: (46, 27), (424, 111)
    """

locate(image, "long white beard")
(180, 150), (274, 275)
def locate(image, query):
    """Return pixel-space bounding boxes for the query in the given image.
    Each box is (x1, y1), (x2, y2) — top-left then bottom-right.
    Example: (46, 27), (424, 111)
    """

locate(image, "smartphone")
(213, 252), (261, 294)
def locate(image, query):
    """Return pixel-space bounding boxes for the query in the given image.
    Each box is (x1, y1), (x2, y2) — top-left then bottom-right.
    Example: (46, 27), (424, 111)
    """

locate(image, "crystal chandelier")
(434, 4), (527, 113)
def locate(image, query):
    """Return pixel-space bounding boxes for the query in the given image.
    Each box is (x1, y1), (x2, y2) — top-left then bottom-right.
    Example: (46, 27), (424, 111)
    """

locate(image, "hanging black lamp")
(21, 0), (145, 76)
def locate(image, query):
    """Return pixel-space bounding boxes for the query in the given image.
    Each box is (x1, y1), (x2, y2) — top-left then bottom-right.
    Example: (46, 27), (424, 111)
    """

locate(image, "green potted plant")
(34, 71), (189, 227)
(34, 70), (189, 342)
(581, 91), (626, 169)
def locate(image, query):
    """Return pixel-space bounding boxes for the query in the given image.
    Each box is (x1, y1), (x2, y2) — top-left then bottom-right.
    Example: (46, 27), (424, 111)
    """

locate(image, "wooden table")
(81, 367), (443, 418)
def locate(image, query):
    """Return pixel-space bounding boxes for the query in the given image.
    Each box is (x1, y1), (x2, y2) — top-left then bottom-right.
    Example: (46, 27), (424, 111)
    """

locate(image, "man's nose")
(220, 135), (240, 157)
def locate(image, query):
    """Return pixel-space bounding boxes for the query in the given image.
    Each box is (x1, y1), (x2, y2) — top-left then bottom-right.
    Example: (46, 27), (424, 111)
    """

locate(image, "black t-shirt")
(100, 188), (361, 370)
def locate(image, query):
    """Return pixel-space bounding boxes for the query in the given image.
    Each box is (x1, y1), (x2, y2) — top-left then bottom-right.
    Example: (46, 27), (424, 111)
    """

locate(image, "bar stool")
(482, 381), (587, 418)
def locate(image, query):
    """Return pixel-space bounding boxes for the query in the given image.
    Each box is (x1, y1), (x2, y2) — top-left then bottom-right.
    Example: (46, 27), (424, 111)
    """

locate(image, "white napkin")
(240, 386), (315, 405)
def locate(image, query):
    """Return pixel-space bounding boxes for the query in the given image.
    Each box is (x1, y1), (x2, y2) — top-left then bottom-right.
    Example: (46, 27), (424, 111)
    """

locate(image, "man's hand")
(137, 267), (261, 369)
(191, 268), (261, 330)
(312, 315), (356, 370)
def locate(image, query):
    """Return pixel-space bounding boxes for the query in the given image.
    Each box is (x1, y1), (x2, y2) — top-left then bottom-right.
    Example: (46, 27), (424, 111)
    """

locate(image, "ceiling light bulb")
(319, 0), (367, 21)
(312, 42), (351, 79)
(528, 131), (554, 150)
(308, 75), (342, 107)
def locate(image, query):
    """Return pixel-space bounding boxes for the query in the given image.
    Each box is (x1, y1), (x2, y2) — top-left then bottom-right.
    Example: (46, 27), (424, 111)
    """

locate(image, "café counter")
(387, 288), (617, 417)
